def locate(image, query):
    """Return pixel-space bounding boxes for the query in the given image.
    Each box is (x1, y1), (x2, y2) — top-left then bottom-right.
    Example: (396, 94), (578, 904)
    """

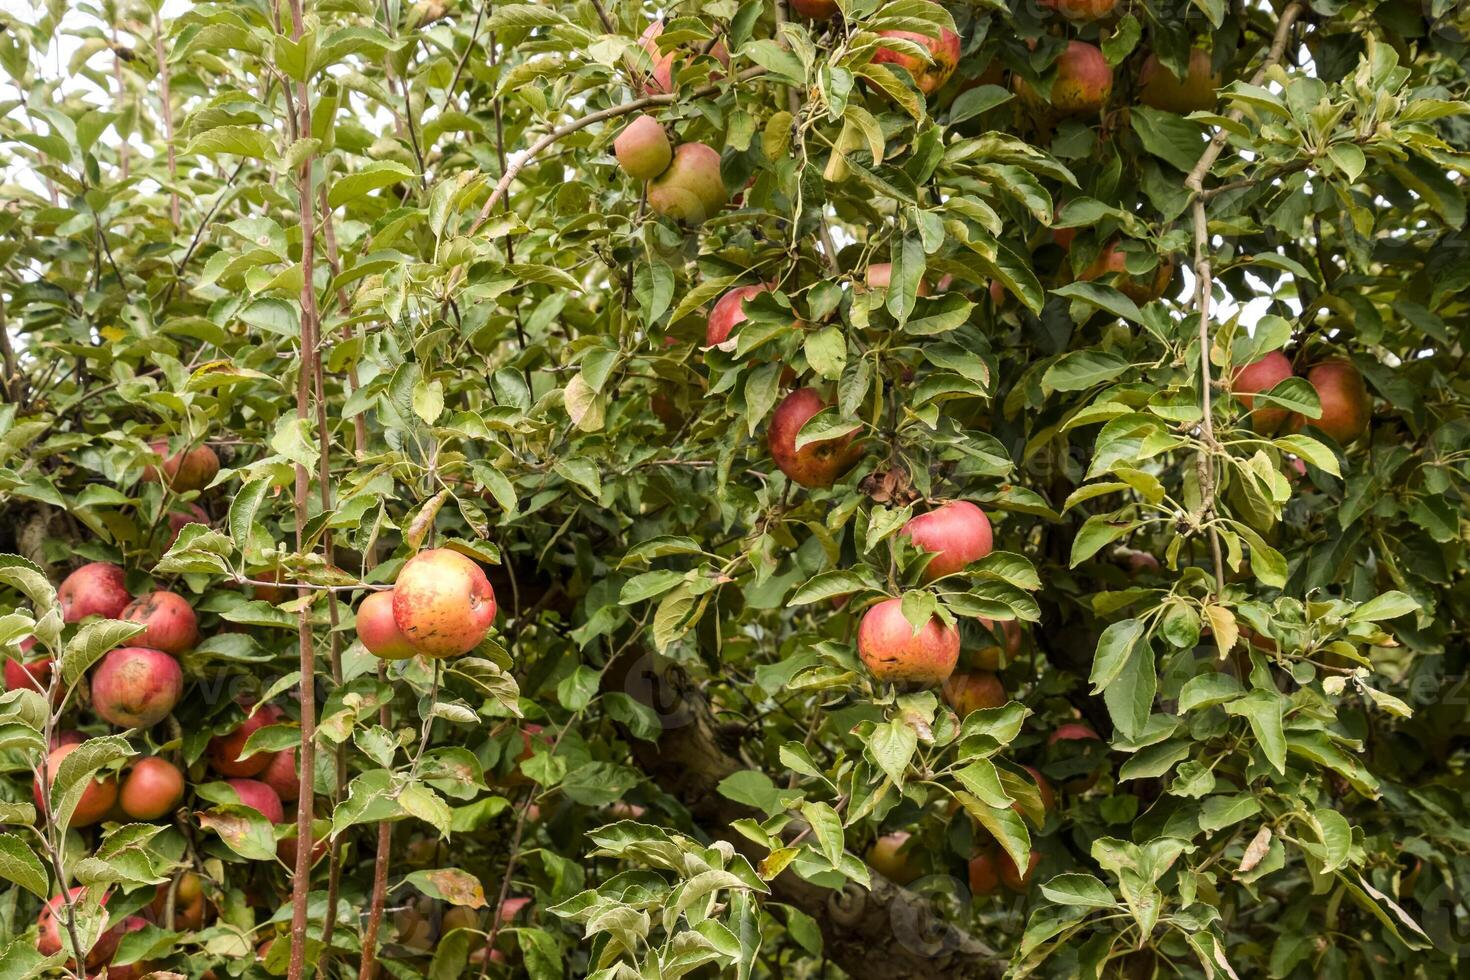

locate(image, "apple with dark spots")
(768, 388), (861, 488)
(392, 549), (498, 657)
(58, 562), (131, 623)
(120, 591), (199, 655)
(91, 647), (184, 728)
(857, 597), (960, 685)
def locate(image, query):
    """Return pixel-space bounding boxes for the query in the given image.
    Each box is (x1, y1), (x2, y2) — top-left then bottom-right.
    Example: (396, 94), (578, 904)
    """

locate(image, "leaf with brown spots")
(405, 868), (488, 908)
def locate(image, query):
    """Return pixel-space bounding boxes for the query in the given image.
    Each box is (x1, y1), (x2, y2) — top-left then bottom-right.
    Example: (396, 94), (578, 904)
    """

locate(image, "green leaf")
(799, 801), (845, 868)
(1039, 873), (1114, 908)
(184, 126), (274, 160)
(50, 735), (133, 832)
(1349, 591), (1419, 623)
(1044, 349), (1132, 392)
(1130, 106), (1206, 171)
(327, 161), (416, 208)
(1051, 282), (1142, 324)
(60, 620), (144, 688)
(869, 718), (917, 788)
(1225, 690), (1286, 775)
(0, 834), (47, 899)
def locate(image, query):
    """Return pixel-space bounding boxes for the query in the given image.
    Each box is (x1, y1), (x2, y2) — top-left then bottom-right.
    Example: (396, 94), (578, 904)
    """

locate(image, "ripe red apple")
(942, 670), (1006, 716)
(973, 616), (1021, 670)
(1299, 359), (1370, 443)
(1048, 722), (1103, 792)
(37, 887), (125, 967)
(58, 562), (131, 623)
(706, 284), (783, 347)
(999, 848), (1041, 892)
(119, 756), (185, 820)
(790, 0), (838, 17)
(1079, 242), (1174, 304)
(873, 17), (962, 96)
(91, 647), (184, 728)
(392, 549), (498, 658)
(1039, 0), (1117, 18)
(35, 744), (118, 827)
(968, 851), (1002, 895)
(900, 500), (993, 581)
(119, 591), (199, 655)
(647, 142), (728, 225)
(150, 871), (211, 931)
(1231, 351), (1295, 433)
(226, 777), (284, 823)
(165, 502), (210, 548)
(208, 704), (285, 777)
(768, 388), (861, 488)
(1017, 41), (1112, 117)
(1138, 48), (1221, 114)
(142, 439), (220, 493)
(259, 748), (300, 802)
(866, 831), (921, 884)
(357, 589), (417, 660)
(613, 114), (672, 180)
(863, 263), (932, 296)
(5, 650), (60, 705)
(857, 597), (960, 684)
(637, 22), (729, 95)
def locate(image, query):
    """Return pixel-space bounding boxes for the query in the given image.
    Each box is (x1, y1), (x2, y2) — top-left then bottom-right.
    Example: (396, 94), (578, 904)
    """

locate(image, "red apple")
(357, 589), (417, 660)
(119, 756), (185, 821)
(637, 21), (729, 96)
(863, 263), (932, 296)
(37, 887), (125, 968)
(35, 744), (118, 827)
(613, 113), (672, 180)
(942, 670), (1006, 716)
(208, 703), (285, 777)
(968, 851), (1002, 895)
(857, 597), (960, 685)
(873, 14), (962, 97)
(259, 748), (300, 802)
(119, 591), (199, 655)
(1048, 722), (1103, 792)
(1079, 242), (1175, 304)
(91, 647), (184, 728)
(1017, 40), (1112, 117)
(647, 142), (728, 225)
(1299, 359), (1370, 443)
(790, 0), (839, 17)
(142, 439), (220, 493)
(5, 651), (60, 705)
(999, 849), (1041, 891)
(58, 562), (131, 624)
(768, 388), (861, 488)
(706, 284), (785, 347)
(1138, 48), (1221, 114)
(1021, 764), (1056, 815)
(1039, 0), (1117, 19)
(1231, 351), (1295, 433)
(900, 500), (993, 581)
(225, 777), (284, 823)
(392, 549), (498, 658)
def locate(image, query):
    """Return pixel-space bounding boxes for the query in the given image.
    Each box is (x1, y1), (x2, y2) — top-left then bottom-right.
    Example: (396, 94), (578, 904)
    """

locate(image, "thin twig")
(153, 12), (179, 228)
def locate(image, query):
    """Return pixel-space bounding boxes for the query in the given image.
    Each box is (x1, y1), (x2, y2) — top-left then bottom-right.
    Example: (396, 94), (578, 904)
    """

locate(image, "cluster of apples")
(1232, 353), (1372, 444)
(355, 548), (498, 660)
(35, 871), (212, 979)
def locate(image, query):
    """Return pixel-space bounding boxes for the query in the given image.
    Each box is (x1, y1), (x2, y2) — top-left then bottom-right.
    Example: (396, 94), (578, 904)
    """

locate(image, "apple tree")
(0, 0), (1469, 977)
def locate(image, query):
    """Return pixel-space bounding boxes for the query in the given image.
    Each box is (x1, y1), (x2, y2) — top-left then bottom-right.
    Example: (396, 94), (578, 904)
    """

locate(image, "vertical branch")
(282, 0), (319, 976)
(485, 5), (534, 391)
(0, 290), (23, 408)
(110, 16), (130, 181)
(1182, 0), (1305, 596)
(152, 12), (179, 228)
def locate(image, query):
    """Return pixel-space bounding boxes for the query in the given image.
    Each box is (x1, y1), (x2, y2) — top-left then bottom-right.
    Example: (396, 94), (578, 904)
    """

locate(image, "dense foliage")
(2, 0), (1470, 977)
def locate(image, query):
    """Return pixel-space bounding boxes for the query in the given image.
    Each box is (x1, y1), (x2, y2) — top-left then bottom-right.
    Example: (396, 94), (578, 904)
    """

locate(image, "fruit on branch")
(857, 597), (961, 684)
(768, 388), (861, 488)
(392, 548), (498, 657)
(118, 756), (185, 820)
(35, 744), (118, 827)
(357, 589), (417, 660)
(1138, 48), (1221, 114)
(58, 562), (131, 623)
(5, 648), (60, 704)
(165, 502), (210, 548)
(1230, 351), (1295, 433)
(259, 748), (300, 802)
(1048, 722), (1103, 792)
(942, 670), (1006, 716)
(150, 872), (212, 931)
(973, 616), (1021, 670)
(1016, 41), (1112, 117)
(873, 21), (962, 96)
(967, 850), (1002, 895)
(647, 142), (728, 225)
(1038, 0), (1117, 20)
(790, 0), (839, 17)
(613, 114), (672, 180)
(37, 887), (124, 967)
(142, 439), (220, 493)
(866, 831), (921, 884)
(226, 777), (285, 823)
(119, 591), (199, 655)
(705, 283), (801, 348)
(208, 704), (286, 777)
(1298, 359), (1371, 443)
(900, 500), (993, 581)
(1022, 764), (1056, 814)
(91, 647), (184, 728)
(863, 263), (931, 296)
(637, 21), (729, 95)
(1079, 242), (1175, 304)
(999, 848), (1041, 891)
